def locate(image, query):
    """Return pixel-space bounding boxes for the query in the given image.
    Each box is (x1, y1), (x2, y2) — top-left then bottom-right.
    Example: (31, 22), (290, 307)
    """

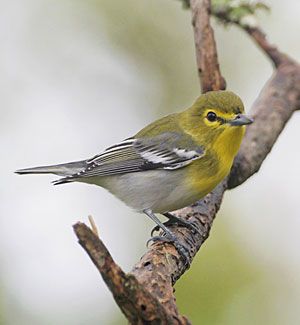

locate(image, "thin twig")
(88, 215), (99, 237)
(212, 9), (289, 67)
(243, 26), (288, 67)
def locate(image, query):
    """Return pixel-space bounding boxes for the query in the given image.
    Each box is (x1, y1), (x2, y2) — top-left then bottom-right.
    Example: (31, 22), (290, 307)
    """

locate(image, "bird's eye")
(206, 111), (217, 122)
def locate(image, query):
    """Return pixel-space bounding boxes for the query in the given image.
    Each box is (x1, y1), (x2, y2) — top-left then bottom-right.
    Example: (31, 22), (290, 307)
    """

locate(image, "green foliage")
(176, 0), (190, 9)
(212, 0), (270, 26)
(176, 0), (270, 26)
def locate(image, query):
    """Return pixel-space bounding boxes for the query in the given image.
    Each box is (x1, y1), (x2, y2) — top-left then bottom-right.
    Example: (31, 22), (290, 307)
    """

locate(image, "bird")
(16, 90), (253, 261)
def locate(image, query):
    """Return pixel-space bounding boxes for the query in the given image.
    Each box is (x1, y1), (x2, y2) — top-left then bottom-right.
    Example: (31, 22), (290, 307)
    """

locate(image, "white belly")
(85, 169), (202, 213)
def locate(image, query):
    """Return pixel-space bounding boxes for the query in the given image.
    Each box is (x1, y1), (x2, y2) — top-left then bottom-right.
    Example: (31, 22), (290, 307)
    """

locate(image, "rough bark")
(190, 0), (226, 92)
(73, 223), (184, 324)
(73, 1), (300, 324)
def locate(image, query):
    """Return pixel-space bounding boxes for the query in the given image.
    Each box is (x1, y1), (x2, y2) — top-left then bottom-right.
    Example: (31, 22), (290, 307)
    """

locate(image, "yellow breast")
(187, 126), (245, 197)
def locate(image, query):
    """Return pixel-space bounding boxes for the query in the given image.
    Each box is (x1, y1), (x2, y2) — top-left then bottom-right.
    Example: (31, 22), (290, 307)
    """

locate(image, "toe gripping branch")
(144, 209), (201, 267)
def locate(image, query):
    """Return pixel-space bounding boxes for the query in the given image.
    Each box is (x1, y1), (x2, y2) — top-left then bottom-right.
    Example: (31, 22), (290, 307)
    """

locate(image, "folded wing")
(53, 132), (204, 184)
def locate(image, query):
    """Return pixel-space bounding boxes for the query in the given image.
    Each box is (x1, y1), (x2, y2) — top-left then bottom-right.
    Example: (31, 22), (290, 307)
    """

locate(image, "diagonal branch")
(243, 26), (288, 67)
(74, 0), (300, 323)
(73, 222), (188, 324)
(228, 61), (300, 187)
(212, 7), (289, 67)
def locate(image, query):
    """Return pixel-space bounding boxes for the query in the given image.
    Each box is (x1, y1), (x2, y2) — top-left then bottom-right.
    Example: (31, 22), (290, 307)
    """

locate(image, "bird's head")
(182, 90), (253, 147)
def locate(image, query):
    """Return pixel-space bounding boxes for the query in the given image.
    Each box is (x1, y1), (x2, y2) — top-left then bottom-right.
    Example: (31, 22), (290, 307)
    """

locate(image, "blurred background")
(1, 0), (300, 324)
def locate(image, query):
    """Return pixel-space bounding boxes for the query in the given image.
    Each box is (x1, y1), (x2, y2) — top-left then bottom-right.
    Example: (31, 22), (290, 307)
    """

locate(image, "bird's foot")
(151, 212), (200, 237)
(147, 233), (190, 267)
(143, 209), (191, 266)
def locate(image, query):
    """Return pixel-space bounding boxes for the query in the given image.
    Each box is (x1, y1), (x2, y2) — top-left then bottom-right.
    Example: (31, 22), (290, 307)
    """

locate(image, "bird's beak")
(228, 114), (254, 126)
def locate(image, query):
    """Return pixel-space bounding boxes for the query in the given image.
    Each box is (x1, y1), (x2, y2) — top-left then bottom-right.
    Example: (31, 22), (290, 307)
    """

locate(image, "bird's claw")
(150, 225), (161, 237)
(150, 213), (201, 237)
(147, 234), (191, 267)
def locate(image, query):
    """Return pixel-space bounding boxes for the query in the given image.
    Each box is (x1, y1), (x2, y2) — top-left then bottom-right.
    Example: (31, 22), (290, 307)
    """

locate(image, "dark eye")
(206, 111), (217, 122)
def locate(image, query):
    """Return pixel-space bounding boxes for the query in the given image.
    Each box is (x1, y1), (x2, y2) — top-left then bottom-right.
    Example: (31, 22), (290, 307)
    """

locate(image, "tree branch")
(228, 61), (300, 188)
(211, 6), (289, 67)
(243, 26), (288, 67)
(190, 0), (226, 92)
(73, 1), (300, 323)
(73, 222), (188, 324)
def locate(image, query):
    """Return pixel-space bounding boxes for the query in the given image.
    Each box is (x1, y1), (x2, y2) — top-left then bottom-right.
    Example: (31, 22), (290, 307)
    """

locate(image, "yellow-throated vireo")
(16, 90), (253, 261)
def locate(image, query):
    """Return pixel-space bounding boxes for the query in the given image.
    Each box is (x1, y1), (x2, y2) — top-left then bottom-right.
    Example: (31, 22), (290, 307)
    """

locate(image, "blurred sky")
(1, 0), (300, 324)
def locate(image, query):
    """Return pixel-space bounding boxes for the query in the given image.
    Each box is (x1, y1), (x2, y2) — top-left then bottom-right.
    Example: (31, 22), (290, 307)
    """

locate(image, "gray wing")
(53, 132), (204, 184)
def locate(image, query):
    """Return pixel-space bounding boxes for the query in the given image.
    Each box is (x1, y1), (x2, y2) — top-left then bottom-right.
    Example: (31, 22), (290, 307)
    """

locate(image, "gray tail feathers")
(15, 160), (87, 177)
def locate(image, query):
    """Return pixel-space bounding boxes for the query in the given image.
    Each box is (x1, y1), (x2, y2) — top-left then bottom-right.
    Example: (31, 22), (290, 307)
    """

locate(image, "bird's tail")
(15, 160), (87, 177)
